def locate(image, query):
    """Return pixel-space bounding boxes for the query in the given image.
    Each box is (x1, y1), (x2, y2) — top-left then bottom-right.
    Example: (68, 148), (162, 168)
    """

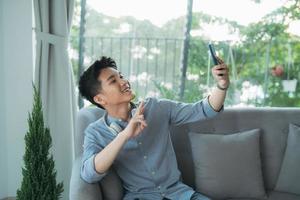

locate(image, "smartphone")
(209, 43), (224, 76)
(208, 43), (219, 65)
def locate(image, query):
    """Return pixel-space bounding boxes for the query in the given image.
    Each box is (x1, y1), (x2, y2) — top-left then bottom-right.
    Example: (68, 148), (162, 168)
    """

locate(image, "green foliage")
(153, 81), (178, 100)
(16, 85), (63, 200)
(154, 78), (208, 103)
(192, 12), (243, 31)
(71, 0), (300, 107)
(265, 77), (300, 107)
(181, 79), (203, 102)
(156, 24), (300, 107)
(188, 38), (208, 75)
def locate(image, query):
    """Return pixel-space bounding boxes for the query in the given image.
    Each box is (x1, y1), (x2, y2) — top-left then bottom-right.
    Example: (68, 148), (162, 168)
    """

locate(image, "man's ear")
(93, 93), (107, 107)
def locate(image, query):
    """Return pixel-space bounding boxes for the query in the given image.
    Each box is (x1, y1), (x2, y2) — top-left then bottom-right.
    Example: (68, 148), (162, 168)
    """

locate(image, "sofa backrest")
(75, 106), (105, 158)
(170, 107), (300, 191)
(75, 106), (300, 191)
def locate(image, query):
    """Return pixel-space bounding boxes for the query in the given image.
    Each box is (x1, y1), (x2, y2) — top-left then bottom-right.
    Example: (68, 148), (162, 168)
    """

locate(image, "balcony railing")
(70, 36), (300, 107)
(71, 36), (184, 99)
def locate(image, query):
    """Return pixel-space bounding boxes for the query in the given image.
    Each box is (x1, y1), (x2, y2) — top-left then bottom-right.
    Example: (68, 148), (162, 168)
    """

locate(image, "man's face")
(95, 67), (134, 107)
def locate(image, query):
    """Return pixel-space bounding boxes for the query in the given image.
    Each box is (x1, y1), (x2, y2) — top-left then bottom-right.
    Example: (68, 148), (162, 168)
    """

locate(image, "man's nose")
(120, 78), (129, 85)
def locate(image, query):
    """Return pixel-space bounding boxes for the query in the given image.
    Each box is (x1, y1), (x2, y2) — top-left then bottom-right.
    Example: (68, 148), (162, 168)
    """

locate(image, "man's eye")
(120, 75), (124, 79)
(111, 80), (116, 83)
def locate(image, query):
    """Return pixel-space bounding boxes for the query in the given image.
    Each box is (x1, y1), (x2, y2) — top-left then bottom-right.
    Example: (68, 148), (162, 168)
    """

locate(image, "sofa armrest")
(100, 168), (124, 200)
(69, 156), (103, 200)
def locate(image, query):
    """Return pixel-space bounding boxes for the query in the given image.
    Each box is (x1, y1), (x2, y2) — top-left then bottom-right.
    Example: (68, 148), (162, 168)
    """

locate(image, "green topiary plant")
(16, 85), (63, 200)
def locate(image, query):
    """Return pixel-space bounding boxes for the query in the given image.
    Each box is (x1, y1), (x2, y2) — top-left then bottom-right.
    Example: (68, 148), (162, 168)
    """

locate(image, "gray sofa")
(69, 106), (300, 200)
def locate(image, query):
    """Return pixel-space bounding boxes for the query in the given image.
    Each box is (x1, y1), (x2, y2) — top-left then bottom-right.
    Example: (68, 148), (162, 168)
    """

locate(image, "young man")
(79, 56), (230, 200)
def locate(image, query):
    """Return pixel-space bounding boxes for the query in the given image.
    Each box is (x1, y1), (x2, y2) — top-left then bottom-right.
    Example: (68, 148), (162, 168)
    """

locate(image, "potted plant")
(271, 64), (298, 92)
(16, 85), (63, 200)
(282, 79), (298, 92)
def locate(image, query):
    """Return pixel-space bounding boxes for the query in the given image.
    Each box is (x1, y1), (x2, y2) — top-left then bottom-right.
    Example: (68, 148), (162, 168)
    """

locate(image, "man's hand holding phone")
(208, 43), (230, 90)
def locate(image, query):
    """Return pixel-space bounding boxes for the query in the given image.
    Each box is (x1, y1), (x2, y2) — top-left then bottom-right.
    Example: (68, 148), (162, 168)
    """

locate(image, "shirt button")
(138, 141), (142, 145)
(162, 193), (165, 197)
(151, 171), (155, 175)
(143, 155), (147, 159)
(157, 186), (161, 189)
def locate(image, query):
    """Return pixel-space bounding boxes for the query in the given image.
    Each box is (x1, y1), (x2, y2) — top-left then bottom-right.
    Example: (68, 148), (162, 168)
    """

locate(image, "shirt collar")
(106, 102), (137, 126)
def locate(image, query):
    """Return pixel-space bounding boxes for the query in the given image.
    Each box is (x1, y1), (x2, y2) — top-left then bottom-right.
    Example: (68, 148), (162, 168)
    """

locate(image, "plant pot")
(282, 79), (298, 92)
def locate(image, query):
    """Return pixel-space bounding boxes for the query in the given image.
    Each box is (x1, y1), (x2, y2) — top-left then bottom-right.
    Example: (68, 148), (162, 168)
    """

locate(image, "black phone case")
(208, 44), (219, 65)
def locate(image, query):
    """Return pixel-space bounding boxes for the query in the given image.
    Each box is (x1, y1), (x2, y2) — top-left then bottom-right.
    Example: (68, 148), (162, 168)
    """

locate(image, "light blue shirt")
(81, 97), (222, 200)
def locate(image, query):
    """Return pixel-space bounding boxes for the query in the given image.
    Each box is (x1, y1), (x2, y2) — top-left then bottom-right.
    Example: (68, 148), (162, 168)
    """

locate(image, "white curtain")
(33, 0), (76, 199)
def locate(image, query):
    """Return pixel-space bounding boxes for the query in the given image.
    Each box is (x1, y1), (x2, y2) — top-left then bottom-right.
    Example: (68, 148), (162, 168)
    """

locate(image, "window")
(70, 0), (300, 107)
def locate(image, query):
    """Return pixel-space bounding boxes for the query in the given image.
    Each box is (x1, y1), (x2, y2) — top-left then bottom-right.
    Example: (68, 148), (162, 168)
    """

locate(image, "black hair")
(78, 56), (117, 109)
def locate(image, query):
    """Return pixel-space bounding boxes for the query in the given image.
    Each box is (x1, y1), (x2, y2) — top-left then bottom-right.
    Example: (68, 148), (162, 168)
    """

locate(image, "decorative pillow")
(189, 129), (266, 199)
(275, 123), (300, 195)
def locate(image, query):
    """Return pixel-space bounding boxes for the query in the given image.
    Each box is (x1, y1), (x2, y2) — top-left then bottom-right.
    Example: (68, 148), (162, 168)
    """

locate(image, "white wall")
(0, 0), (8, 198)
(0, 0), (33, 198)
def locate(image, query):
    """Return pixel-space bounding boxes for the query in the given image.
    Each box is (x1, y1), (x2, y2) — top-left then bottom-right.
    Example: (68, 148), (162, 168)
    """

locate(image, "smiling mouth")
(122, 87), (131, 93)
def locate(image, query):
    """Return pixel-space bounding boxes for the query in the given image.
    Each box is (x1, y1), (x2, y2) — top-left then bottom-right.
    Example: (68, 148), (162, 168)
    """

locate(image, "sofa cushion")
(275, 123), (300, 195)
(267, 190), (300, 200)
(226, 190), (300, 200)
(99, 168), (124, 200)
(227, 198), (263, 200)
(189, 129), (266, 199)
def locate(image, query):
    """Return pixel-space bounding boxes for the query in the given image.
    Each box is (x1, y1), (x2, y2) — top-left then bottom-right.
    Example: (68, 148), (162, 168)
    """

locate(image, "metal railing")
(71, 36), (300, 107)
(72, 36), (184, 99)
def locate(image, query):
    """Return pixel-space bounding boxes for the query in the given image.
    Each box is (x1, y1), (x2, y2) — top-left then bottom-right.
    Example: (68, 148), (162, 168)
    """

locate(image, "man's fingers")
(140, 105), (145, 115)
(141, 122), (148, 130)
(133, 120), (147, 137)
(213, 64), (227, 70)
(216, 56), (224, 64)
(213, 64), (229, 77)
(136, 117), (147, 126)
(141, 120), (147, 127)
(214, 69), (228, 76)
(136, 115), (144, 121)
(137, 101), (144, 115)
